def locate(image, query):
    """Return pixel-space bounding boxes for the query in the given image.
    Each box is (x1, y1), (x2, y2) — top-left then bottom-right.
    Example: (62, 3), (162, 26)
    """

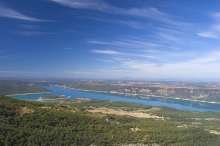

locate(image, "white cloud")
(91, 49), (158, 59)
(19, 24), (40, 29)
(111, 51), (220, 78)
(0, 56), (9, 59)
(51, 0), (108, 10)
(95, 59), (113, 62)
(0, 71), (41, 74)
(116, 7), (169, 23)
(89, 17), (144, 28)
(120, 59), (156, 70)
(157, 32), (181, 42)
(0, 5), (42, 21)
(191, 51), (220, 63)
(13, 31), (45, 36)
(197, 12), (220, 39)
(0, 53), (27, 59)
(197, 32), (219, 39)
(88, 38), (159, 49)
(211, 12), (220, 20)
(144, 49), (161, 53)
(212, 25), (220, 31)
(116, 20), (144, 28)
(133, 54), (158, 59)
(88, 35), (198, 61)
(91, 49), (119, 55)
(62, 50), (220, 78)
(153, 27), (192, 46)
(51, 0), (186, 26)
(0, 54), (25, 59)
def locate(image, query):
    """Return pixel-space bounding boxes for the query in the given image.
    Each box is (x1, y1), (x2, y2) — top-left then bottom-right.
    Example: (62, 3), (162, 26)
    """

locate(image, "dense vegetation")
(0, 84), (50, 95)
(1, 95), (220, 145)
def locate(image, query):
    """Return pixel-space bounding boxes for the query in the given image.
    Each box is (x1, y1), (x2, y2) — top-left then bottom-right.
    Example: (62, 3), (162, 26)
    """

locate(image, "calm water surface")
(9, 86), (220, 112)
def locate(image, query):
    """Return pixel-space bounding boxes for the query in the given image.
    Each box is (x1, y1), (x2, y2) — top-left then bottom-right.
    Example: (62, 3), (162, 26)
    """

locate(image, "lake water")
(9, 86), (220, 112)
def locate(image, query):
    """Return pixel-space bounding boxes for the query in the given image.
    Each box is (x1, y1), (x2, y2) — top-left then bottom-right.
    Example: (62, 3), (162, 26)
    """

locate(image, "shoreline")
(7, 85), (220, 112)
(7, 92), (52, 96)
(56, 85), (220, 105)
(38, 96), (70, 101)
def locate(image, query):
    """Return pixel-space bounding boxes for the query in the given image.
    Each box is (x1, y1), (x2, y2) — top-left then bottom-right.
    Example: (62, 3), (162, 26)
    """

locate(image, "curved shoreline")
(7, 92), (52, 96)
(38, 96), (70, 101)
(8, 85), (220, 112)
(55, 85), (220, 105)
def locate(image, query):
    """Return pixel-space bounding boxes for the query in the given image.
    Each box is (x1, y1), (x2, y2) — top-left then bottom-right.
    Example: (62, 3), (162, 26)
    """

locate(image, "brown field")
(87, 107), (164, 119)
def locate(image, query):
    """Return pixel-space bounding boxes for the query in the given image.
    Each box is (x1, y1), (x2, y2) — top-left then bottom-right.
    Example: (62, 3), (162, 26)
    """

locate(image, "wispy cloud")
(0, 5), (42, 21)
(11, 30), (60, 36)
(109, 51), (220, 78)
(153, 27), (191, 45)
(16, 24), (46, 36)
(89, 35), (200, 62)
(64, 50), (220, 78)
(133, 54), (158, 59)
(19, 24), (40, 29)
(91, 49), (158, 59)
(0, 71), (41, 74)
(12, 31), (45, 36)
(0, 55), (9, 59)
(211, 12), (220, 21)
(191, 51), (220, 64)
(91, 49), (119, 55)
(0, 53), (26, 59)
(197, 32), (219, 39)
(115, 20), (144, 28)
(197, 12), (220, 39)
(156, 32), (181, 42)
(120, 7), (168, 19)
(51, 0), (186, 26)
(144, 49), (161, 53)
(87, 17), (144, 28)
(52, 0), (166, 20)
(95, 59), (113, 62)
(119, 59), (156, 70)
(62, 51), (220, 79)
(88, 38), (159, 49)
(51, 0), (108, 10)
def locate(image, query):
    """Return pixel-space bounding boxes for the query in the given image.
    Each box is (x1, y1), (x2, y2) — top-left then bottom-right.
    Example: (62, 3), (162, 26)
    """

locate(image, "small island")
(38, 95), (70, 101)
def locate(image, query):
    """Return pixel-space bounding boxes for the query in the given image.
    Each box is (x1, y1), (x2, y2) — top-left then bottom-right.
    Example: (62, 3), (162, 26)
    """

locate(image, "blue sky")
(1, 0), (220, 80)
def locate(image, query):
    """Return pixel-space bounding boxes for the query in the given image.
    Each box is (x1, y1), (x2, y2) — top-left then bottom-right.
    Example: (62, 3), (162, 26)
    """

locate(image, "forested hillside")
(0, 84), (50, 95)
(1, 95), (220, 146)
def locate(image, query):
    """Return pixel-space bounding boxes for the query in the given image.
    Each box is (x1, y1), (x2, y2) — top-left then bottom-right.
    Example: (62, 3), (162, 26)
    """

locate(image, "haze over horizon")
(1, 0), (220, 79)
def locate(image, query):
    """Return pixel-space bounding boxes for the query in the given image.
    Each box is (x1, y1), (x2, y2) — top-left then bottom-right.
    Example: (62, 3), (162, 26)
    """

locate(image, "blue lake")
(9, 86), (220, 112)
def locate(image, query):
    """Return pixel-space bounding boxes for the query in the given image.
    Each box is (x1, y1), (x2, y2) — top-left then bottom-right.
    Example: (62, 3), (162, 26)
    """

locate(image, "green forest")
(0, 84), (50, 95)
(1, 95), (220, 146)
